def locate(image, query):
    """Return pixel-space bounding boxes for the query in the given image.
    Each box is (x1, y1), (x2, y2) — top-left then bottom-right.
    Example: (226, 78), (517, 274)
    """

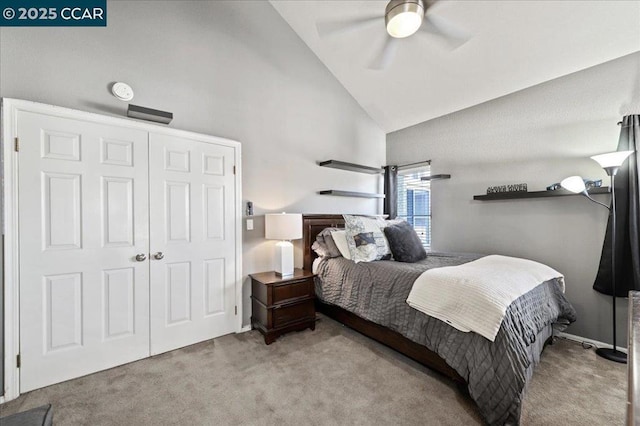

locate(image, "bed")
(302, 214), (577, 425)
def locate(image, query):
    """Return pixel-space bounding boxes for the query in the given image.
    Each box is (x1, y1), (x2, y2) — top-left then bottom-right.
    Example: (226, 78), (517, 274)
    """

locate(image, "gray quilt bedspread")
(315, 253), (577, 425)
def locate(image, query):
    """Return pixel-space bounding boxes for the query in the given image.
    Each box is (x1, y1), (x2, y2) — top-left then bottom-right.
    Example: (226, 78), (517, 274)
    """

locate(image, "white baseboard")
(556, 331), (628, 354)
(239, 325), (252, 333)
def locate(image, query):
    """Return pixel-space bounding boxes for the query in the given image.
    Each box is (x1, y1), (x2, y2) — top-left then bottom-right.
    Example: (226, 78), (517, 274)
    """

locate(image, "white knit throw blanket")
(406, 255), (565, 342)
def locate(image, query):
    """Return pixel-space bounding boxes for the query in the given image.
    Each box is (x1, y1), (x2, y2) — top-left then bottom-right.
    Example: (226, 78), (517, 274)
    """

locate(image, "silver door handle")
(153, 252), (164, 260)
(135, 253), (147, 262)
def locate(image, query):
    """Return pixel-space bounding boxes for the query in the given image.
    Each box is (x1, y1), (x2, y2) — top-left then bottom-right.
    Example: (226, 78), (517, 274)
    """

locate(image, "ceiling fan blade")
(316, 15), (380, 38)
(368, 36), (400, 70)
(420, 14), (471, 49)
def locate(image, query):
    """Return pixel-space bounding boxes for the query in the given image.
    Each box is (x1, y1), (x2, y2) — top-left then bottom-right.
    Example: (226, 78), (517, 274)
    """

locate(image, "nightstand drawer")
(272, 278), (313, 304)
(273, 299), (314, 328)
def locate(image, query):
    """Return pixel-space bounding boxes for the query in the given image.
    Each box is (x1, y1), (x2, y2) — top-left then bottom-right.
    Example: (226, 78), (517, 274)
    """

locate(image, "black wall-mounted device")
(127, 104), (173, 124)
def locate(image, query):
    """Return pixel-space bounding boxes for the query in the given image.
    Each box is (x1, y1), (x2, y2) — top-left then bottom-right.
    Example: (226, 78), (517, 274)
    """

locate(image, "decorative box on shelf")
(486, 183), (528, 195)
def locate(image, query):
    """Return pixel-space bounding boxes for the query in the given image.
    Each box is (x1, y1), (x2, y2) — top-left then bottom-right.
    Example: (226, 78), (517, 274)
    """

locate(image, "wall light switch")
(246, 219), (254, 231)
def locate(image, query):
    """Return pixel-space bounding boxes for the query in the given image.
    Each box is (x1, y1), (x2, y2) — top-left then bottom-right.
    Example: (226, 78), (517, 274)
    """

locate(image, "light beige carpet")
(0, 314), (627, 425)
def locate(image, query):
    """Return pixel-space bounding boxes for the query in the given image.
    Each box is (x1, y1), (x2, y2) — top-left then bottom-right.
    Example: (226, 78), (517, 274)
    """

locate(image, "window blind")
(396, 165), (431, 248)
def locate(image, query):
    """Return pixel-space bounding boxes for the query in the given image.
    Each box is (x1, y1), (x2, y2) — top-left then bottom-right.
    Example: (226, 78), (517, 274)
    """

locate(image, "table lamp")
(265, 213), (302, 277)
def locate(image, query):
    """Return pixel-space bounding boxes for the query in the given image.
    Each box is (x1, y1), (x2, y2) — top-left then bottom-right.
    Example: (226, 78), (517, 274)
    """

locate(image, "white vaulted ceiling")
(269, 0), (640, 133)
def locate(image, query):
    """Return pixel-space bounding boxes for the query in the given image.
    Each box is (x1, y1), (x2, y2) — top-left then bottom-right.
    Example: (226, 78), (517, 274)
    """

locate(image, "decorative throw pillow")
(343, 214), (391, 263)
(312, 227), (342, 258)
(383, 220), (427, 263)
(330, 230), (352, 260)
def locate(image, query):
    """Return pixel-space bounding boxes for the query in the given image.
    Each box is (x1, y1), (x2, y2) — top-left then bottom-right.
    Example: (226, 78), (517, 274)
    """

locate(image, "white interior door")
(18, 111), (150, 392)
(149, 132), (237, 355)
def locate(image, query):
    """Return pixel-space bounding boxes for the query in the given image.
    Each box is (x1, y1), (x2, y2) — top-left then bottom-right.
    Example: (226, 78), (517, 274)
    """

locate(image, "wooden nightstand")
(250, 269), (316, 344)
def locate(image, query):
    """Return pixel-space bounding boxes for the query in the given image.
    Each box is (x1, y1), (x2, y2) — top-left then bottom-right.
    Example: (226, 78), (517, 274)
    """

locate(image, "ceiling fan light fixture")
(385, 0), (425, 38)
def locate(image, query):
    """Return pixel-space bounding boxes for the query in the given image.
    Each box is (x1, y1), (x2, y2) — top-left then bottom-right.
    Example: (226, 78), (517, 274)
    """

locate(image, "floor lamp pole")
(595, 169), (627, 363)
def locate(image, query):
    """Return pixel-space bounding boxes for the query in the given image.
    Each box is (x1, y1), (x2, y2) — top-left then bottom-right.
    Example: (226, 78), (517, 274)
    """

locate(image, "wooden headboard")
(302, 214), (345, 271)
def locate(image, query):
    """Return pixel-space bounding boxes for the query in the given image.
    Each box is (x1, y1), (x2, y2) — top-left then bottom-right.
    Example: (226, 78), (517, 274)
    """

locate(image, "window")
(396, 165), (431, 248)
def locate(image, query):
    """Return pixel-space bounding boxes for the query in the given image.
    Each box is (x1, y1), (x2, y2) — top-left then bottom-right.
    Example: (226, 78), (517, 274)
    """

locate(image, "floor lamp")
(561, 149), (634, 363)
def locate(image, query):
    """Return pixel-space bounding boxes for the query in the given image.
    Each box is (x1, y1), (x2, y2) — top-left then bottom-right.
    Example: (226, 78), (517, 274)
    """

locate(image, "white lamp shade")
(560, 176), (586, 193)
(265, 213), (302, 240)
(590, 150), (634, 168)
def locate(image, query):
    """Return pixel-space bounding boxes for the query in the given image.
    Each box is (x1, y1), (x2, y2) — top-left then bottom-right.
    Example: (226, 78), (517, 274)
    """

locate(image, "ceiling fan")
(316, 0), (470, 70)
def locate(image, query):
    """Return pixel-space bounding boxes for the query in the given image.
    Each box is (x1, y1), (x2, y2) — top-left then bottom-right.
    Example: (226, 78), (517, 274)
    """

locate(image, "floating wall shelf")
(318, 160), (383, 175)
(319, 190), (385, 199)
(421, 174), (451, 181)
(473, 187), (610, 201)
(318, 160), (384, 199)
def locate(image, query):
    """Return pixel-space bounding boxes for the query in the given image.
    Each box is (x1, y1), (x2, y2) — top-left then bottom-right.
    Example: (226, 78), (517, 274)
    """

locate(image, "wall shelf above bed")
(318, 190), (385, 198)
(421, 174), (451, 181)
(318, 160), (383, 174)
(473, 187), (610, 201)
(317, 160), (384, 199)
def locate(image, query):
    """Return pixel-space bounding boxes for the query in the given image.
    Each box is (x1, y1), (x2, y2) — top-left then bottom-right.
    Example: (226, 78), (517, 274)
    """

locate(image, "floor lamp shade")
(590, 150), (634, 169)
(560, 176), (587, 193)
(265, 213), (302, 277)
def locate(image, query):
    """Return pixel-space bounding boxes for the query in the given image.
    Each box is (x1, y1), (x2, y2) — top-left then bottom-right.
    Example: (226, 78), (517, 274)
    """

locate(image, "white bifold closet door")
(17, 109), (238, 392)
(18, 111), (151, 392)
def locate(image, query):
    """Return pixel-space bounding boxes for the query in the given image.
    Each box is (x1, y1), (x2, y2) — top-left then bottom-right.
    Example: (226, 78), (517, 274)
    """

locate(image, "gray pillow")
(383, 221), (427, 263)
(312, 227), (342, 258)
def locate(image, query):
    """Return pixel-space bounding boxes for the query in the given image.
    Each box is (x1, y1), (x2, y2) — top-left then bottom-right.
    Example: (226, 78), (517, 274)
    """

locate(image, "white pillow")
(330, 230), (352, 260)
(343, 214), (391, 263)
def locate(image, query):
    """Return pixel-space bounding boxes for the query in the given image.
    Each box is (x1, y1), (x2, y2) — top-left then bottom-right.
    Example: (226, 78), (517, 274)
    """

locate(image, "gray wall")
(0, 0), (385, 327)
(388, 52), (640, 344)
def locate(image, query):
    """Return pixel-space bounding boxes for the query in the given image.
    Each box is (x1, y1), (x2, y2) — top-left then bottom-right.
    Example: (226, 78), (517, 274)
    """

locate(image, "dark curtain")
(383, 165), (398, 219)
(594, 115), (640, 297)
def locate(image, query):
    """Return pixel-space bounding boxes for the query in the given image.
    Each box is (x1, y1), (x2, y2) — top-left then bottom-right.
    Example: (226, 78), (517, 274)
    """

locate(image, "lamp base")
(274, 241), (294, 278)
(595, 347), (627, 364)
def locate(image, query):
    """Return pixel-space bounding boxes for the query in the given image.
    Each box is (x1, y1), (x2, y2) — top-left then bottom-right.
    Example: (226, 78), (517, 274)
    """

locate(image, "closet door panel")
(149, 133), (236, 355)
(18, 111), (150, 392)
